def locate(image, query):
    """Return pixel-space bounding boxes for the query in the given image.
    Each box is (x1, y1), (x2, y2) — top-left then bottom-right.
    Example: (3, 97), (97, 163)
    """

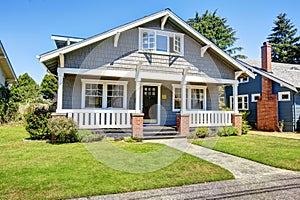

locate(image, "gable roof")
(239, 60), (299, 92)
(0, 41), (17, 83)
(37, 8), (254, 78)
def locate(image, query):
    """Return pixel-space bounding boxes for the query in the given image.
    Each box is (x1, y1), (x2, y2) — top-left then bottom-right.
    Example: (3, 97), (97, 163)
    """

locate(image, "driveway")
(74, 138), (300, 200)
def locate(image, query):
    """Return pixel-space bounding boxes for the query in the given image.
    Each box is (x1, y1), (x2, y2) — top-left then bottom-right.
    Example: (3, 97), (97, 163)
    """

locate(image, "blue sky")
(1, 0), (300, 83)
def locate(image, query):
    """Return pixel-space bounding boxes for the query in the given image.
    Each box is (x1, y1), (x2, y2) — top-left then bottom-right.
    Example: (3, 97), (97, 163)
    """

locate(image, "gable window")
(230, 95), (248, 110)
(278, 91), (290, 101)
(239, 77), (249, 83)
(172, 85), (206, 111)
(139, 28), (184, 55)
(82, 80), (127, 109)
(251, 93), (261, 102)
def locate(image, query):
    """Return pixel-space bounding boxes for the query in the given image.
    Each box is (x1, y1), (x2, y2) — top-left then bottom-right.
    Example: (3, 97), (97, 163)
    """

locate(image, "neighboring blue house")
(226, 42), (300, 132)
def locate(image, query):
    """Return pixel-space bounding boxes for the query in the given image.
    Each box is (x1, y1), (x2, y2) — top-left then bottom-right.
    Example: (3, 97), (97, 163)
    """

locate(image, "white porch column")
(56, 69), (64, 113)
(181, 68), (189, 114)
(135, 62), (142, 113)
(232, 82), (239, 114)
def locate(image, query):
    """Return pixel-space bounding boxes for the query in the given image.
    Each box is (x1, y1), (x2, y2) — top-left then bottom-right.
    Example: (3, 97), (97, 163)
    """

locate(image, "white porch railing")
(63, 109), (135, 129)
(186, 110), (234, 127)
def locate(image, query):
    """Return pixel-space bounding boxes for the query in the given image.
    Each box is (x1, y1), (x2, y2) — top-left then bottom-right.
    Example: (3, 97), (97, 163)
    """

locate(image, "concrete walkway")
(145, 138), (293, 179)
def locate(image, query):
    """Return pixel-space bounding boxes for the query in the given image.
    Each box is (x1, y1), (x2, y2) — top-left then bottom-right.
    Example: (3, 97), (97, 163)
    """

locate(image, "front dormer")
(138, 28), (184, 56)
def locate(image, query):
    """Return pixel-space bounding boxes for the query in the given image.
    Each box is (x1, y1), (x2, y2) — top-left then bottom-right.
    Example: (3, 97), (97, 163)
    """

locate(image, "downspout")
(293, 92), (296, 132)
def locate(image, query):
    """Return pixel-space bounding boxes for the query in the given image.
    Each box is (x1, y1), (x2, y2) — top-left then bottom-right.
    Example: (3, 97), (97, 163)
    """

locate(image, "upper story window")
(139, 28), (184, 56)
(239, 77), (249, 83)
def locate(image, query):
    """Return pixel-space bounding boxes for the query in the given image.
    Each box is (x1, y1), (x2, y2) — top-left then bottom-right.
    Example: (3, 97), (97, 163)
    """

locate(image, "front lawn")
(0, 126), (233, 200)
(192, 135), (300, 171)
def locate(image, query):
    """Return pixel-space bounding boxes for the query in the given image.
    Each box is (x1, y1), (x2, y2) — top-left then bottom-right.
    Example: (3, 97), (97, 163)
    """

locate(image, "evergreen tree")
(40, 74), (58, 100)
(267, 13), (300, 64)
(10, 73), (40, 103)
(187, 10), (246, 59)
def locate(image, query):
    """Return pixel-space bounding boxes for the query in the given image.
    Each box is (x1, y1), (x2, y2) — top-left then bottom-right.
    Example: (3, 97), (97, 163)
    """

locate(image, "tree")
(187, 10), (246, 59)
(40, 74), (58, 100)
(267, 13), (300, 64)
(10, 73), (40, 103)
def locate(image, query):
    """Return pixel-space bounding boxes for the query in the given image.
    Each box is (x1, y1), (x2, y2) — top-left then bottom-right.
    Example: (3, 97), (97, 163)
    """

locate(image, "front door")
(143, 86), (158, 124)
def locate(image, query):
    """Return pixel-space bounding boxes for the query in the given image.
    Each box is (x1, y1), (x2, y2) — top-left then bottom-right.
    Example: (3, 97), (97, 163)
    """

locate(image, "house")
(226, 42), (300, 132)
(0, 41), (17, 87)
(37, 9), (254, 136)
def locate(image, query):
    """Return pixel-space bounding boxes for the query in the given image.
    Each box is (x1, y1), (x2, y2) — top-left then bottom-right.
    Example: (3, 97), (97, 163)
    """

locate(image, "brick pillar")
(257, 77), (278, 131)
(131, 113), (144, 137)
(231, 113), (242, 136)
(176, 114), (190, 136)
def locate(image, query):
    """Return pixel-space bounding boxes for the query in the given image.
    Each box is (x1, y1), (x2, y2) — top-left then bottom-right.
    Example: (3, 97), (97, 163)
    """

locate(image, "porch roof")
(0, 41), (17, 83)
(59, 67), (237, 85)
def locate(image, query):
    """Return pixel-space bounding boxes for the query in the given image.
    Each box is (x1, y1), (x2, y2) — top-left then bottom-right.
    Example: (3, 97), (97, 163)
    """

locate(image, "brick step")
(142, 135), (186, 140)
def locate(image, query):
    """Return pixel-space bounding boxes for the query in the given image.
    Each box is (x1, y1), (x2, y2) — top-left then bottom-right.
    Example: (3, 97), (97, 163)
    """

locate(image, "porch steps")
(142, 126), (185, 140)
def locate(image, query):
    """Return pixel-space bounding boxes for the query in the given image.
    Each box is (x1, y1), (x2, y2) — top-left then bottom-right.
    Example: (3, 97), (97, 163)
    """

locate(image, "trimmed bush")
(240, 111), (251, 134)
(25, 106), (51, 139)
(193, 127), (210, 138)
(48, 117), (79, 143)
(78, 130), (104, 143)
(216, 126), (239, 137)
(124, 137), (135, 143)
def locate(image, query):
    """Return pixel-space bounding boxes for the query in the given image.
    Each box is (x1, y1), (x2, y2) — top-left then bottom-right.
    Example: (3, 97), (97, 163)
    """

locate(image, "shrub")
(132, 136), (143, 142)
(124, 137), (135, 143)
(48, 117), (79, 143)
(78, 130), (104, 143)
(193, 127), (210, 138)
(25, 106), (51, 139)
(216, 126), (239, 137)
(240, 111), (251, 134)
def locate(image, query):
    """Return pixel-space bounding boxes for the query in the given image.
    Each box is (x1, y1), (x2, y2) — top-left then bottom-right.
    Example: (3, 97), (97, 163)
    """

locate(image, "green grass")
(192, 135), (300, 171)
(0, 126), (233, 200)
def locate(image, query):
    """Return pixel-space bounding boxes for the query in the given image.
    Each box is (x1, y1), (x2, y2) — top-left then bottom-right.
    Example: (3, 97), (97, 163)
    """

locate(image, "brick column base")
(131, 113), (144, 137)
(176, 114), (190, 136)
(231, 113), (242, 136)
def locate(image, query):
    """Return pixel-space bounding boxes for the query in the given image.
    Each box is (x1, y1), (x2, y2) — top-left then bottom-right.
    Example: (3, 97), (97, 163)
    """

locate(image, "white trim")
(140, 82), (161, 125)
(51, 35), (83, 43)
(81, 79), (128, 109)
(114, 32), (121, 47)
(200, 44), (211, 57)
(251, 93), (260, 102)
(172, 84), (207, 112)
(278, 91), (291, 101)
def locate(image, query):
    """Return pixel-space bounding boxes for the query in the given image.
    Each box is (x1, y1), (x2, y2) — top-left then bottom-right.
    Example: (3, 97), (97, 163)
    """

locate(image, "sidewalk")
(249, 130), (300, 140)
(146, 138), (294, 179)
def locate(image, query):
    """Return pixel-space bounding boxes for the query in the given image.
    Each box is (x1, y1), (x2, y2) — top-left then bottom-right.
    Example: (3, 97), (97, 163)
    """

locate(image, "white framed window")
(230, 95), (248, 110)
(278, 91), (290, 101)
(251, 93), (261, 102)
(172, 85), (207, 111)
(81, 79), (127, 109)
(139, 28), (184, 56)
(239, 77), (249, 83)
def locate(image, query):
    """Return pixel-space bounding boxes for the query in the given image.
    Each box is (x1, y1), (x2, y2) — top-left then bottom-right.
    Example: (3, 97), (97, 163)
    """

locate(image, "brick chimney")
(257, 42), (278, 131)
(261, 42), (272, 72)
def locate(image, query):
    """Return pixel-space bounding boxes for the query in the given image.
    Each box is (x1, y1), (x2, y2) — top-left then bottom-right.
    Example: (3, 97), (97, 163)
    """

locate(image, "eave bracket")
(161, 14), (169, 30)
(200, 44), (211, 57)
(114, 32), (121, 48)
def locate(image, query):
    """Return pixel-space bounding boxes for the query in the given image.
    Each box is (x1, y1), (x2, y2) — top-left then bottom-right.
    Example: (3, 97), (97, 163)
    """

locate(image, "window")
(172, 85), (206, 111)
(239, 77), (249, 83)
(139, 28), (184, 55)
(85, 84), (103, 108)
(278, 91), (290, 101)
(230, 95), (248, 110)
(107, 84), (124, 108)
(251, 93), (261, 102)
(82, 80), (127, 109)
